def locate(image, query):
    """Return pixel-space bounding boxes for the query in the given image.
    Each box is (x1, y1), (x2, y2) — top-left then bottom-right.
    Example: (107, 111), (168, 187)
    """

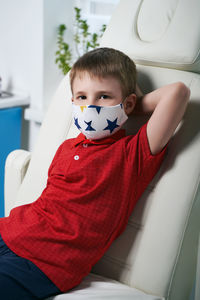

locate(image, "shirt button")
(83, 144), (88, 148)
(74, 155), (79, 160)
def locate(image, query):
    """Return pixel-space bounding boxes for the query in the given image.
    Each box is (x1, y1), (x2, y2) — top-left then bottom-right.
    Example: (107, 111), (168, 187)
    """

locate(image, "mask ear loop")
(121, 96), (132, 117)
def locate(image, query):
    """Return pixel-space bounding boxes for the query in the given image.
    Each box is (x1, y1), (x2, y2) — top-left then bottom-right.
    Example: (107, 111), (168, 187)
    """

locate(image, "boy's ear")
(71, 97), (74, 102)
(124, 93), (137, 115)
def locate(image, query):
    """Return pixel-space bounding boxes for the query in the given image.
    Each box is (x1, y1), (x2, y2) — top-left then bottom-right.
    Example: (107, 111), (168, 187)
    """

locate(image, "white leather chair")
(4, 0), (200, 299)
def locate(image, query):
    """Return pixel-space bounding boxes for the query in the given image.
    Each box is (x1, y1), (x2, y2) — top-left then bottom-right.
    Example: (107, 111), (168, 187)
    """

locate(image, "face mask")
(72, 102), (128, 140)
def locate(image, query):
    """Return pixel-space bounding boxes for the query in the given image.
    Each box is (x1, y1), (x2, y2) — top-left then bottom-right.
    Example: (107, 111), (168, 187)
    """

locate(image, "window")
(74, 0), (120, 33)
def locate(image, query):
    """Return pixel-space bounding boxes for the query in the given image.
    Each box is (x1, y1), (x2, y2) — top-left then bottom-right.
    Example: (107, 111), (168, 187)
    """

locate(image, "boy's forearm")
(134, 82), (189, 115)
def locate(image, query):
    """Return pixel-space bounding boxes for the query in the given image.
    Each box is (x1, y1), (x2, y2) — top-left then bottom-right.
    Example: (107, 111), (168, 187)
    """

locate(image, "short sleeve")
(125, 122), (167, 200)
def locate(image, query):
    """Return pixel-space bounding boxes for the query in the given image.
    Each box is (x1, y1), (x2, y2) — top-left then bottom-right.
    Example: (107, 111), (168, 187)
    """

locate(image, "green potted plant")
(55, 7), (106, 75)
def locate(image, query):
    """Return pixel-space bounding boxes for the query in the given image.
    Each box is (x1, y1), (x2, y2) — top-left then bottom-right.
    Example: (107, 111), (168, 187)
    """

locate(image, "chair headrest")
(100, 0), (200, 73)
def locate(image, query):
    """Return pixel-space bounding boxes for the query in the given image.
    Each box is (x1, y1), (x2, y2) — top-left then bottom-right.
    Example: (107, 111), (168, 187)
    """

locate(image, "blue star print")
(74, 118), (81, 129)
(103, 118), (119, 133)
(85, 120), (96, 131)
(88, 105), (102, 114)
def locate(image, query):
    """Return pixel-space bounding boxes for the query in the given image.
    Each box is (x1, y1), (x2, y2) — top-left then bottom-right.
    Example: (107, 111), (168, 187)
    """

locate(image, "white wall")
(43, 0), (74, 112)
(0, 0), (119, 151)
(0, 0), (75, 150)
(0, 0), (43, 110)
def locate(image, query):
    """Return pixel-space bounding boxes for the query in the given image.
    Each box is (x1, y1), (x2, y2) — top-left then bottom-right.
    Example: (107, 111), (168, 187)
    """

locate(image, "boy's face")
(71, 72), (136, 115)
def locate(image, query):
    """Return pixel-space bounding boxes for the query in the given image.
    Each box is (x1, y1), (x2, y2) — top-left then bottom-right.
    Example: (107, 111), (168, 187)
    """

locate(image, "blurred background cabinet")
(0, 94), (29, 217)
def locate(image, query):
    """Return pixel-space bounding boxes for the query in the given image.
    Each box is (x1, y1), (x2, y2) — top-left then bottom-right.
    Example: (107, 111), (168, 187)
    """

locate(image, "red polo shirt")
(0, 123), (167, 292)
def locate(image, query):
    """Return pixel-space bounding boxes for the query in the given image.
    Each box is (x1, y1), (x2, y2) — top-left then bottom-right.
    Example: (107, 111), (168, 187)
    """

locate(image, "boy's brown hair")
(70, 47), (137, 98)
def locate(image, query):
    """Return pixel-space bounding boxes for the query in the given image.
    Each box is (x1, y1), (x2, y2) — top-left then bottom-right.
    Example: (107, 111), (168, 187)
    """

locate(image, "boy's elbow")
(175, 82), (190, 103)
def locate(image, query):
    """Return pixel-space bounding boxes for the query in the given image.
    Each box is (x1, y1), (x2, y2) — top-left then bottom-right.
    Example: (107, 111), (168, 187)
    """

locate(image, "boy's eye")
(100, 95), (109, 99)
(78, 95), (86, 100)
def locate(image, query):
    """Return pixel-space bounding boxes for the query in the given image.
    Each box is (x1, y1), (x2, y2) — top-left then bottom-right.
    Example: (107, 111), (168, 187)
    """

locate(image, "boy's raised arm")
(135, 82), (190, 155)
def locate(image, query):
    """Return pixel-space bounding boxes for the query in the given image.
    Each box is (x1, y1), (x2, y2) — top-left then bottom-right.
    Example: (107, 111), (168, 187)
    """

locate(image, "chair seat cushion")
(49, 273), (164, 300)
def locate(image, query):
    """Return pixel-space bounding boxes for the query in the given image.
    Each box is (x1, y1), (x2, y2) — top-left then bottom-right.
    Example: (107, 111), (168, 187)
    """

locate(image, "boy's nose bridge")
(87, 95), (97, 105)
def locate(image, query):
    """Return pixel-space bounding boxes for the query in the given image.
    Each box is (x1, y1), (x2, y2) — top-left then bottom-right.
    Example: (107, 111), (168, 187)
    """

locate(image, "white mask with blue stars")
(72, 102), (128, 140)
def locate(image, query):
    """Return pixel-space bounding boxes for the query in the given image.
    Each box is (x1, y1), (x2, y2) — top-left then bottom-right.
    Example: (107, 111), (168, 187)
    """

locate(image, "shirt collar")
(72, 129), (126, 147)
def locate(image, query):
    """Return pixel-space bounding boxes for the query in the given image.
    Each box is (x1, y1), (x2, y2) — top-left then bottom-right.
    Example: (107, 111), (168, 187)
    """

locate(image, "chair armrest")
(4, 149), (31, 217)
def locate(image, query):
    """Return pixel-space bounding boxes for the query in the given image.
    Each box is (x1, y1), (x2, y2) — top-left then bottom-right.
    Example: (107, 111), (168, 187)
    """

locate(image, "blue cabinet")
(0, 107), (22, 217)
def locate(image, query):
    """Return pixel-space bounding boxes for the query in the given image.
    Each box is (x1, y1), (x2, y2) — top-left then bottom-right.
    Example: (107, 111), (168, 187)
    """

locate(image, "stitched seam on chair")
(20, 154), (31, 183)
(127, 219), (143, 230)
(136, 0), (180, 44)
(100, 253), (131, 270)
(167, 77), (199, 299)
(101, 220), (144, 270)
(134, 57), (200, 67)
(99, 222), (142, 271)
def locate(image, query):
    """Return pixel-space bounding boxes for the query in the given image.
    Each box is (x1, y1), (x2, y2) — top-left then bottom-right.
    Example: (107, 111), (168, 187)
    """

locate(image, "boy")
(0, 48), (190, 299)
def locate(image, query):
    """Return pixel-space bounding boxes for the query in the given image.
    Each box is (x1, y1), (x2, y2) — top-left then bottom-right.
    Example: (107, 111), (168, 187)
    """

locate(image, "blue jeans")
(0, 234), (61, 300)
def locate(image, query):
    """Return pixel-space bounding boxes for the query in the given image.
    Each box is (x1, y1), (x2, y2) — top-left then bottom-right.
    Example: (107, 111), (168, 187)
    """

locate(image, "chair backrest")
(14, 1), (200, 299)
